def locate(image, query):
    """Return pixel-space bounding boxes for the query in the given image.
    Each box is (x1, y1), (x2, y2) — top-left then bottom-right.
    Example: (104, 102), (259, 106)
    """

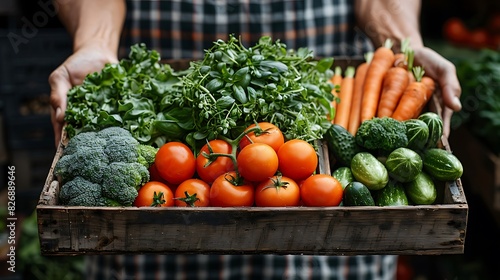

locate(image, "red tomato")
(155, 142), (196, 185)
(237, 143), (279, 182)
(174, 178), (211, 207)
(134, 181), (174, 207)
(277, 139), (318, 182)
(239, 122), (285, 153)
(196, 139), (234, 185)
(300, 174), (343, 207)
(209, 171), (255, 207)
(443, 17), (469, 44)
(255, 176), (300, 207)
(149, 163), (170, 184)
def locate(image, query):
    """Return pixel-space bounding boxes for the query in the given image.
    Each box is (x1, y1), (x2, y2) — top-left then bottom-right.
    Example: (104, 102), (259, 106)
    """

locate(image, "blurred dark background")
(0, 0), (499, 279)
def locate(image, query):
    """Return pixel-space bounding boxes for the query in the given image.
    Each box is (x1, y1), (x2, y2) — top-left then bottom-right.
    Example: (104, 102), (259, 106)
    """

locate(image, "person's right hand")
(49, 42), (118, 147)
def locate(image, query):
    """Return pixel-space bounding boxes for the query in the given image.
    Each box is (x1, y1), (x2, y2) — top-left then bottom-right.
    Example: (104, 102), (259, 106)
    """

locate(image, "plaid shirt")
(119, 0), (373, 59)
(102, 1), (392, 280)
(86, 254), (397, 280)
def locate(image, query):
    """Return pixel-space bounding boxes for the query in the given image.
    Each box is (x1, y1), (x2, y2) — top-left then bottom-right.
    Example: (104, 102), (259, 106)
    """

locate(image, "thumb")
(49, 65), (72, 147)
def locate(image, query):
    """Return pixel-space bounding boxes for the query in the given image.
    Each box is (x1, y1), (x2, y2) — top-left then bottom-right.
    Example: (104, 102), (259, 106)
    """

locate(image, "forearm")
(354, 0), (423, 51)
(55, 0), (126, 53)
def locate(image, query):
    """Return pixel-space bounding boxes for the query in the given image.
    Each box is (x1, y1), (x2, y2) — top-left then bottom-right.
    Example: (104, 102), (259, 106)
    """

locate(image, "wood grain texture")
(37, 202), (467, 256)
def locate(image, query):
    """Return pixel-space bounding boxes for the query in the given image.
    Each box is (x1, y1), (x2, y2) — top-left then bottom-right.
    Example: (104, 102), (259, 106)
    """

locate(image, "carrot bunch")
(327, 38), (438, 135)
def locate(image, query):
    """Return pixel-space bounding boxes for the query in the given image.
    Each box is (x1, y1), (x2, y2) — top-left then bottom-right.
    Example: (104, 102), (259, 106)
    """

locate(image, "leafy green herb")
(65, 44), (186, 147)
(181, 35), (335, 145)
(65, 35), (335, 149)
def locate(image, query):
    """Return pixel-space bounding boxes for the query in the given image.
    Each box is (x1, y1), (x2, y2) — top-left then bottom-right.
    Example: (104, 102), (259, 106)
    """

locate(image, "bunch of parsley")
(65, 35), (335, 149)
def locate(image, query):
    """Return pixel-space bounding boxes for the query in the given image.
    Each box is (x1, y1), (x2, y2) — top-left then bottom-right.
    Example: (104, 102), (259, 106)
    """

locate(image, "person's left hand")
(413, 47), (462, 138)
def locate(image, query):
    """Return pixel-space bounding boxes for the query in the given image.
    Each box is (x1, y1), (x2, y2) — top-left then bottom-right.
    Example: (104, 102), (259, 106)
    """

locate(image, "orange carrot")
(330, 66), (343, 89)
(413, 75), (436, 118)
(376, 66), (410, 118)
(348, 52), (372, 135)
(360, 39), (396, 122)
(334, 66), (355, 129)
(328, 66), (343, 122)
(392, 67), (429, 121)
(421, 76), (436, 100)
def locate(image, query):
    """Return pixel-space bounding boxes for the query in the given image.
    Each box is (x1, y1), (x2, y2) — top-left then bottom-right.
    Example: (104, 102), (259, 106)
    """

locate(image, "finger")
(439, 74), (462, 112)
(49, 65), (72, 147)
(414, 47), (462, 112)
(442, 107), (453, 139)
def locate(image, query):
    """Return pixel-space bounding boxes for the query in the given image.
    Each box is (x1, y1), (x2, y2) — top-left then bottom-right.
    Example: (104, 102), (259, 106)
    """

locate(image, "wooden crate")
(36, 59), (468, 256)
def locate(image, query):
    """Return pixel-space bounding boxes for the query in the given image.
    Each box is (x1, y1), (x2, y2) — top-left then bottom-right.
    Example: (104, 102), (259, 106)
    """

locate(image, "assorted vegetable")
(325, 111), (462, 207)
(57, 36), (464, 209)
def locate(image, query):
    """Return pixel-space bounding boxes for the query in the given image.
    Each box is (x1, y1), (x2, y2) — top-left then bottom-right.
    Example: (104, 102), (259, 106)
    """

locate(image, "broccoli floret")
(101, 162), (149, 206)
(104, 135), (140, 163)
(55, 126), (156, 206)
(137, 144), (158, 168)
(97, 126), (134, 140)
(55, 145), (109, 183)
(59, 176), (114, 206)
(355, 117), (408, 153)
(63, 131), (106, 156)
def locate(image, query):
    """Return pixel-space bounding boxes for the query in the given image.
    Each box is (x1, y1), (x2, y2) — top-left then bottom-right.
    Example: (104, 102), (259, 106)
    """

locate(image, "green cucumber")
(343, 181), (375, 206)
(385, 147), (423, 183)
(332, 166), (354, 189)
(405, 172), (437, 205)
(376, 180), (409, 206)
(324, 124), (362, 167)
(418, 112), (443, 148)
(350, 152), (389, 190)
(404, 119), (429, 151)
(422, 148), (463, 181)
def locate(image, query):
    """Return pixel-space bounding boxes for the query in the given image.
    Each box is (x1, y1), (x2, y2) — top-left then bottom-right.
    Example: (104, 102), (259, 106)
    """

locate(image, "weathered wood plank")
(37, 200), (467, 256)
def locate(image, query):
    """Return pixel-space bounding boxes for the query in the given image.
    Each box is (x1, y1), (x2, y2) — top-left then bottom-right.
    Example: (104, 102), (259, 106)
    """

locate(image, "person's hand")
(49, 42), (118, 146)
(413, 47), (462, 138)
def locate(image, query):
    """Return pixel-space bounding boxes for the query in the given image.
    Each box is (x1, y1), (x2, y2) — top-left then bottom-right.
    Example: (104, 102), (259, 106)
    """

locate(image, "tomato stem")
(174, 191), (200, 207)
(213, 125), (264, 181)
(150, 191), (166, 207)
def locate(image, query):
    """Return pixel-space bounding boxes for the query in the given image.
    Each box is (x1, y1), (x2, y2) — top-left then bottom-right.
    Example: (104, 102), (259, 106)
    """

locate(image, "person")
(48, 1), (462, 279)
